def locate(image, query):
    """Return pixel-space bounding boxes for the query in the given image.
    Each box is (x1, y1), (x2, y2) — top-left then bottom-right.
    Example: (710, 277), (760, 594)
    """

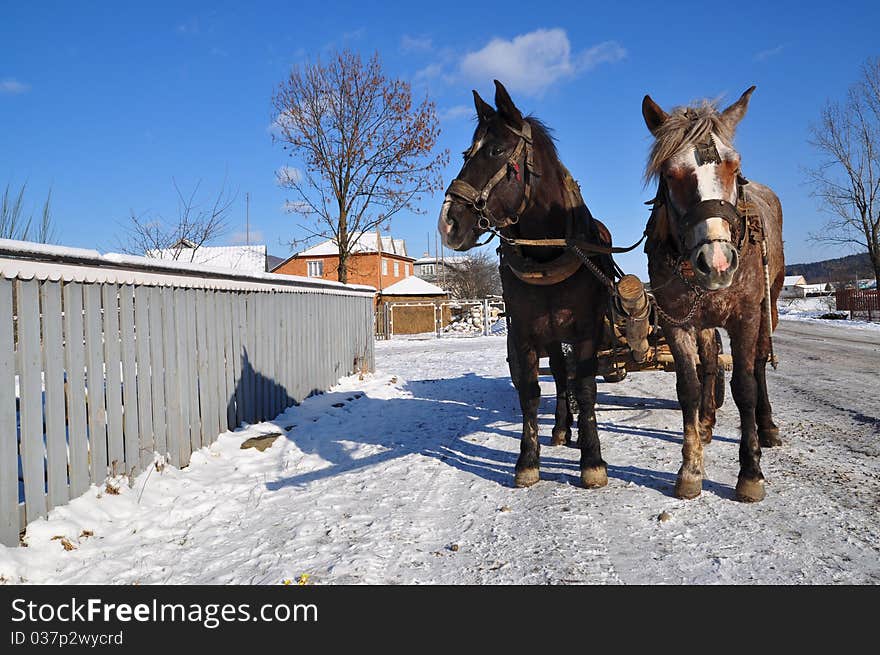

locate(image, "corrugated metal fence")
(0, 240), (376, 546)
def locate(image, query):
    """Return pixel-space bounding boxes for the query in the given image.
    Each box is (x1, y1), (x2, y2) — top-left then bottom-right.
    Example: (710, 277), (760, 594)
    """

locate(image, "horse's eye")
(490, 145), (506, 157)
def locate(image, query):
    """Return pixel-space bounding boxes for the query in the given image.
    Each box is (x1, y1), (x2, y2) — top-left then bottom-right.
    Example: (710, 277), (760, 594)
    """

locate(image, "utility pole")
(245, 192), (250, 245)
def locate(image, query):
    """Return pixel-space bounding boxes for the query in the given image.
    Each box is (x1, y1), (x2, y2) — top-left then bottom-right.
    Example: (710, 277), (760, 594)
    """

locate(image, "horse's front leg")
(512, 342), (542, 487)
(572, 338), (607, 488)
(665, 326), (704, 499)
(547, 342), (573, 446)
(755, 306), (781, 448)
(728, 318), (766, 502)
(696, 328), (719, 444)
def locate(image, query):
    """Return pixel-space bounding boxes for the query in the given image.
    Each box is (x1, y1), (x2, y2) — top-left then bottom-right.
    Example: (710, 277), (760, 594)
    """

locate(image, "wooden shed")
(377, 276), (450, 336)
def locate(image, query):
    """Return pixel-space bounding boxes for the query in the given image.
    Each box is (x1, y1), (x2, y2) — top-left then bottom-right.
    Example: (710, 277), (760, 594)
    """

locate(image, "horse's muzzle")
(691, 241), (739, 290)
(438, 199), (478, 251)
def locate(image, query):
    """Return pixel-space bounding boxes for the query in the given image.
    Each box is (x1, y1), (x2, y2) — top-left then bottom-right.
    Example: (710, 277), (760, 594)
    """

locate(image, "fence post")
(482, 298), (490, 336)
(0, 280), (18, 546)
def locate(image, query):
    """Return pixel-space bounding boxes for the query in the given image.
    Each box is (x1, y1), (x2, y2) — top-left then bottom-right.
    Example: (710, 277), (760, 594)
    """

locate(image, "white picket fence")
(0, 239), (376, 546)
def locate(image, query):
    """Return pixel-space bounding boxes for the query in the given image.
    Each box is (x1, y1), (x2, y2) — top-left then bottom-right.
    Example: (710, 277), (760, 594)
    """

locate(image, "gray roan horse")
(438, 80), (615, 489)
(641, 87), (784, 502)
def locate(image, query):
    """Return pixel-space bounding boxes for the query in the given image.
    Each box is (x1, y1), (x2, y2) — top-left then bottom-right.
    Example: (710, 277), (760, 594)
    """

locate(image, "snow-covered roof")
(297, 232), (410, 258)
(0, 238), (375, 296)
(783, 275), (807, 287)
(414, 255), (467, 266)
(381, 275), (447, 296)
(147, 244), (267, 275)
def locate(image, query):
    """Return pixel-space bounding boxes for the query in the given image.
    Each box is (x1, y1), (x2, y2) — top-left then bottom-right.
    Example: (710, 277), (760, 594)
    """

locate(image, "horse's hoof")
(550, 428), (571, 447)
(735, 477), (765, 503)
(674, 473), (702, 500)
(580, 466), (608, 489)
(514, 468), (540, 488)
(699, 420), (715, 444)
(759, 427), (782, 448)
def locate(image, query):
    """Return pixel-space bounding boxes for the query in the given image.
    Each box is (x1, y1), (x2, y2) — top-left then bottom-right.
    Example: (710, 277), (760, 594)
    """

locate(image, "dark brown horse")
(641, 87), (784, 502)
(439, 80), (613, 489)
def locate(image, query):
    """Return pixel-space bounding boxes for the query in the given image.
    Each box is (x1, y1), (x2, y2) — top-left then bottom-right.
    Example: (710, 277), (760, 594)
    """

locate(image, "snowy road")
(1, 319), (878, 584)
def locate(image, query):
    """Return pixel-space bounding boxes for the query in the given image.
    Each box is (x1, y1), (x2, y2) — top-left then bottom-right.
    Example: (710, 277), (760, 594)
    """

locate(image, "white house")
(780, 275), (807, 298)
(800, 282), (834, 296)
(413, 253), (467, 286)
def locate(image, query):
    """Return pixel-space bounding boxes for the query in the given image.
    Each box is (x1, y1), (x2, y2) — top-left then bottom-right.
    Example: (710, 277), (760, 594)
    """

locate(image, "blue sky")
(2, 0), (878, 277)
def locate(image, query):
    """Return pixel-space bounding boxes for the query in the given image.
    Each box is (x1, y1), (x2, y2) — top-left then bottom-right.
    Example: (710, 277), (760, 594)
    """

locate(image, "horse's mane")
(524, 116), (559, 165)
(469, 115), (560, 167)
(645, 101), (734, 183)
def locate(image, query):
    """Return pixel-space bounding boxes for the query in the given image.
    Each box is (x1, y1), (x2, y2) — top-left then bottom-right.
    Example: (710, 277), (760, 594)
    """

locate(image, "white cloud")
(577, 41), (627, 70)
(441, 105), (473, 121)
(459, 29), (625, 96)
(282, 200), (313, 214)
(415, 63), (444, 81)
(175, 18), (200, 35)
(276, 166), (302, 185)
(0, 78), (30, 95)
(342, 28), (365, 41)
(401, 35), (433, 52)
(753, 45), (784, 62)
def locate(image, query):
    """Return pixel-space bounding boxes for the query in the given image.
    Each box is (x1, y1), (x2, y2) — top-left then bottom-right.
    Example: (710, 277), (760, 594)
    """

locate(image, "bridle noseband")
(656, 134), (749, 259)
(444, 121), (539, 234)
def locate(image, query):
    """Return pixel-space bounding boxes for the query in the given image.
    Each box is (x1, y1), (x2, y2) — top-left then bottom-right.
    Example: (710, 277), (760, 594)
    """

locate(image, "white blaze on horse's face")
(666, 132), (741, 289)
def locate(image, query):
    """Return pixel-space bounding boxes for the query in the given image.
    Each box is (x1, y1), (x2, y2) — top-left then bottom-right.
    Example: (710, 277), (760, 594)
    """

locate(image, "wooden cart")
(509, 316), (733, 409)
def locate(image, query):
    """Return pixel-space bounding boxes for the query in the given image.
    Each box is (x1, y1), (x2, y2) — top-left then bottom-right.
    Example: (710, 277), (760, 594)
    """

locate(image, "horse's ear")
(493, 80), (523, 126)
(472, 90), (495, 123)
(642, 95), (668, 135)
(721, 86), (756, 131)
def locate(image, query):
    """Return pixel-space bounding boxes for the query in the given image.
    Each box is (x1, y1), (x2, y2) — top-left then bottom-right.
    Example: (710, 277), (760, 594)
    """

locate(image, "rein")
(445, 120), (626, 289)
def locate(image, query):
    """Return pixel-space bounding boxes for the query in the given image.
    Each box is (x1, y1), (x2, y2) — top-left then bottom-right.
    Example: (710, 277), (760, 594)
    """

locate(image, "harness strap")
(444, 121), (536, 229)
(494, 233), (646, 255)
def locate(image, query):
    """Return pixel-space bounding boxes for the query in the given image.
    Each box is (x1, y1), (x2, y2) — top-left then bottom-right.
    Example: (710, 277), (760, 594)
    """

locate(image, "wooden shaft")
(615, 274), (651, 364)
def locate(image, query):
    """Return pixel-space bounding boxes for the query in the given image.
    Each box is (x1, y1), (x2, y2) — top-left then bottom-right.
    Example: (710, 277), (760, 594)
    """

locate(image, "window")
(307, 260), (324, 277)
(406, 264), (411, 276)
(420, 264), (435, 276)
(393, 261), (400, 277)
(382, 259), (388, 275)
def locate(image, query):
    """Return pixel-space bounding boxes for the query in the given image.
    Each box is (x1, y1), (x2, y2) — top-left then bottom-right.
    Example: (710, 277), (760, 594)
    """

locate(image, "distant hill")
(785, 252), (873, 284)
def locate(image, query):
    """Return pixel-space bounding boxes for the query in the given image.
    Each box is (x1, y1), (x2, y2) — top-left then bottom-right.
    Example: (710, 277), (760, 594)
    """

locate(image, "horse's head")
(439, 80), (537, 251)
(642, 87), (756, 290)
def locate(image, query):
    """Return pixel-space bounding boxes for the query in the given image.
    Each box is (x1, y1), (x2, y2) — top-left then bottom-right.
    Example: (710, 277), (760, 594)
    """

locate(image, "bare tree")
(272, 50), (449, 283)
(444, 251), (502, 299)
(1, 182), (55, 243)
(120, 178), (236, 260)
(807, 57), (880, 289)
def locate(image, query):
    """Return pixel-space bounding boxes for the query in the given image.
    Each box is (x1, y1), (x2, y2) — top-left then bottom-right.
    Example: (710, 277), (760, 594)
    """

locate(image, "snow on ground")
(1, 322), (878, 585)
(778, 296), (880, 332)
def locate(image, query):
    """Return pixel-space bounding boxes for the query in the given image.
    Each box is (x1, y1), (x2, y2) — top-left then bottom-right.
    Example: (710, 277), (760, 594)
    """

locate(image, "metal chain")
(567, 244), (617, 292)
(649, 290), (703, 327)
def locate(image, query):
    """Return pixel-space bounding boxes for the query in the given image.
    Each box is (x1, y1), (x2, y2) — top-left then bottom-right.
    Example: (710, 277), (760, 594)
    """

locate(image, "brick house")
(271, 231), (415, 291)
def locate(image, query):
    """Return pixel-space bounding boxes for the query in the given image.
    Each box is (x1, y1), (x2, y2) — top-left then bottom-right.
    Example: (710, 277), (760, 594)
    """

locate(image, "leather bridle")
(443, 121), (539, 234)
(654, 134), (750, 260)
